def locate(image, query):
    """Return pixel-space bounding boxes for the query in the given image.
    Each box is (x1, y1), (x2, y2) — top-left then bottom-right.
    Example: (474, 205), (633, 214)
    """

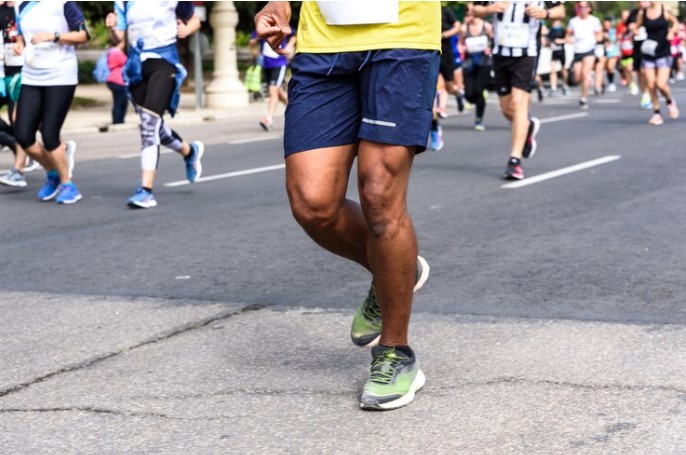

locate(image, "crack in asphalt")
(429, 376), (686, 395)
(0, 304), (265, 399)
(0, 406), (219, 422)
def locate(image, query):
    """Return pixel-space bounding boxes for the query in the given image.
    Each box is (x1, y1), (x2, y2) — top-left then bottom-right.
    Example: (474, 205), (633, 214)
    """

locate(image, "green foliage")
(78, 59), (96, 85)
(236, 30), (252, 47)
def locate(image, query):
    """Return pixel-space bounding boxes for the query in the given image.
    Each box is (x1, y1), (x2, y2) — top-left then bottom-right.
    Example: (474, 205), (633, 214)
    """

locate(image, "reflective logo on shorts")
(362, 118), (397, 128)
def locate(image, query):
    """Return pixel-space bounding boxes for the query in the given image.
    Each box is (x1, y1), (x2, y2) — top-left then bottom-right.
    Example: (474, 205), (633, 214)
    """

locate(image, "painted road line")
(117, 135), (281, 159)
(229, 135), (281, 145)
(501, 155), (621, 189)
(119, 150), (174, 160)
(539, 112), (589, 124)
(164, 163), (285, 187)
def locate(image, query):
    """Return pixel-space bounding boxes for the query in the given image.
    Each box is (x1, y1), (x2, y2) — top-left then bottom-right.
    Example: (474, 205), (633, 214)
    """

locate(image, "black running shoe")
(456, 94), (465, 113)
(504, 159), (524, 180)
(522, 117), (540, 159)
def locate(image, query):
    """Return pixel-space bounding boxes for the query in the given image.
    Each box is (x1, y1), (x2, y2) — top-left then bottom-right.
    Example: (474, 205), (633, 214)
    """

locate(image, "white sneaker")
(66, 140), (76, 178)
(607, 83), (617, 93)
(24, 158), (41, 172)
(629, 83), (639, 96)
(677, 72), (685, 81)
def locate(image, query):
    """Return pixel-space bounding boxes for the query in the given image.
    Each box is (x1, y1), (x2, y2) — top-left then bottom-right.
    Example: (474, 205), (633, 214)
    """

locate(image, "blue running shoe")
(127, 187), (157, 209)
(430, 126), (444, 151)
(185, 141), (204, 183)
(37, 173), (60, 201)
(56, 183), (82, 205)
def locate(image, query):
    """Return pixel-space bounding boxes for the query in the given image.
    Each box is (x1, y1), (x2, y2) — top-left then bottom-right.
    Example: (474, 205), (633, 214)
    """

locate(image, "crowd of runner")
(429, 1), (683, 179)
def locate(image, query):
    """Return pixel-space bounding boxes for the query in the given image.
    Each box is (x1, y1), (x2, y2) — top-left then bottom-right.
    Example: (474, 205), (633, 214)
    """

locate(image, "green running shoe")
(360, 345), (425, 411)
(350, 256), (430, 347)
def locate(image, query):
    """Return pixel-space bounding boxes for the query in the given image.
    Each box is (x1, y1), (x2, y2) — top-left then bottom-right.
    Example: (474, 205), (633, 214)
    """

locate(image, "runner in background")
(473, 1), (566, 181)
(548, 18), (569, 96)
(250, 28), (295, 131)
(439, 5), (464, 115)
(451, 23), (467, 113)
(461, 4), (493, 131)
(603, 17), (620, 93)
(618, 10), (639, 94)
(627, 1), (653, 110)
(567, 1), (602, 110)
(106, 1), (204, 209)
(670, 21), (683, 81)
(636, 1), (679, 125)
(0, 0), (33, 189)
(12, 0), (88, 204)
(593, 20), (607, 95)
(106, 37), (127, 125)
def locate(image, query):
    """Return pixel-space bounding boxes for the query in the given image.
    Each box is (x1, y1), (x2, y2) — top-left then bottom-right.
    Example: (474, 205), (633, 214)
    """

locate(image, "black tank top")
(643, 5), (670, 58)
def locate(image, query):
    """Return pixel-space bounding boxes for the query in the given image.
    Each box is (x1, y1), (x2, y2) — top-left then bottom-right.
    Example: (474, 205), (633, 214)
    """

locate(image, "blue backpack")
(93, 51), (110, 83)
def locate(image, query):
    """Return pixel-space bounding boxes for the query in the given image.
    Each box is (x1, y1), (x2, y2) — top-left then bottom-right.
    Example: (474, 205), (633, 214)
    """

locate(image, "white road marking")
(117, 136), (281, 159)
(164, 164), (285, 187)
(119, 150), (174, 160)
(539, 112), (589, 124)
(501, 155), (621, 189)
(229, 135), (281, 145)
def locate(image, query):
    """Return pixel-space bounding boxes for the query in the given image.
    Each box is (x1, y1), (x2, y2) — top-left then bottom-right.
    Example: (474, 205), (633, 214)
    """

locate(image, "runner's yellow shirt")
(297, 1), (441, 53)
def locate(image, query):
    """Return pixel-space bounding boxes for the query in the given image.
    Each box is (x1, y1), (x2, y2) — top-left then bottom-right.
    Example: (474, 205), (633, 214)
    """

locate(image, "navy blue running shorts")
(284, 49), (440, 157)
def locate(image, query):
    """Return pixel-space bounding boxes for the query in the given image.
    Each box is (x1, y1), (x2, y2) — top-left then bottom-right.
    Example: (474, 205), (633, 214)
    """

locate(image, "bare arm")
(255, 1), (292, 53)
(473, 2), (508, 19)
(666, 10), (679, 40)
(177, 14), (201, 39)
(442, 21), (460, 40)
(29, 30), (88, 46)
(546, 4), (565, 21)
(635, 10), (644, 30)
(105, 12), (125, 45)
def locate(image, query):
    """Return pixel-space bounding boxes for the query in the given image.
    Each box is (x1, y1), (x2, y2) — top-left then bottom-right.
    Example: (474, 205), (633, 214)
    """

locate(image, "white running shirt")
(568, 15), (602, 54)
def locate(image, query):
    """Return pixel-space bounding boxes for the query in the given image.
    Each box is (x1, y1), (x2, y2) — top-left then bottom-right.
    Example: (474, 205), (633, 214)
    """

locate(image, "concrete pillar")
(205, 1), (249, 109)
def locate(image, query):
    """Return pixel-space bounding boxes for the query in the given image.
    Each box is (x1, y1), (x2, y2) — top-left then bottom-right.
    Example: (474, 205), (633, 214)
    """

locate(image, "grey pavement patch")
(0, 292), (263, 397)
(2, 310), (686, 453)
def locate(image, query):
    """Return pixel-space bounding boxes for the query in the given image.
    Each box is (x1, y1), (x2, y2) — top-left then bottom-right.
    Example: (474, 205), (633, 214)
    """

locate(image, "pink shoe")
(668, 102), (679, 120)
(648, 113), (664, 126)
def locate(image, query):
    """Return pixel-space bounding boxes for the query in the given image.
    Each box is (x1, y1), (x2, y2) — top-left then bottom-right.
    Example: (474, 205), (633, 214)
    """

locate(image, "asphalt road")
(2, 85), (685, 323)
(1, 83), (686, 454)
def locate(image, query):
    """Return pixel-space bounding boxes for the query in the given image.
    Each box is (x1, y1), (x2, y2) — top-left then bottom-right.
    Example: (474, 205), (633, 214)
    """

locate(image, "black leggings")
(15, 84), (75, 152)
(464, 60), (491, 120)
(129, 59), (176, 116)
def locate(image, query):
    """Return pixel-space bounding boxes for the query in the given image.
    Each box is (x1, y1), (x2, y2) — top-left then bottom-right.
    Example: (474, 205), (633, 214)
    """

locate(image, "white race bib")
(466, 35), (489, 54)
(620, 39), (634, 52)
(317, 1), (399, 25)
(634, 26), (648, 42)
(498, 23), (530, 49)
(4, 44), (24, 67)
(551, 42), (563, 51)
(641, 39), (658, 57)
(129, 23), (165, 50)
(26, 42), (61, 70)
(262, 41), (280, 59)
(594, 44), (605, 58)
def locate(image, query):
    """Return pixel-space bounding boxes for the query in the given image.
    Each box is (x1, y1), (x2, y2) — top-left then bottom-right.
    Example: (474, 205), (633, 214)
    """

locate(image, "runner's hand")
(177, 19), (191, 39)
(490, 2), (509, 14)
(12, 41), (23, 56)
(105, 12), (117, 30)
(30, 32), (55, 45)
(255, 2), (292, 54)
(525, 4), (547, 20)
